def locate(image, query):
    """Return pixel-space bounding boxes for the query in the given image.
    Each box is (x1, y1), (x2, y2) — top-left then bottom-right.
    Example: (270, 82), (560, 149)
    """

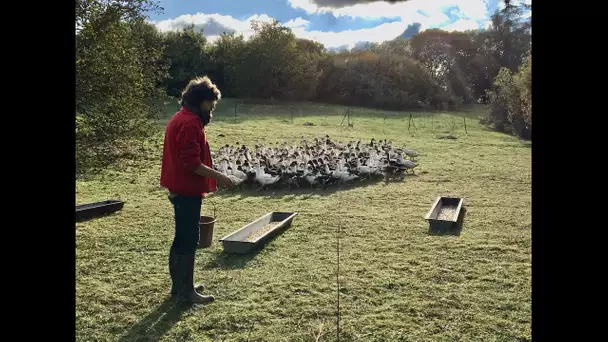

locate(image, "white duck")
(227, 174), (245, 186)
(254, 164), (280, 190)
(356, 159), (372, 177)
(218, 159), (230, 175)
(305, 167), (319, 187)
(230, 161), (247, 180)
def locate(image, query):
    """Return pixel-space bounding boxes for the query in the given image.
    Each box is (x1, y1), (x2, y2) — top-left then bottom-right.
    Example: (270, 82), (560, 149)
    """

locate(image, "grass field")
(76, 101), (531, 341)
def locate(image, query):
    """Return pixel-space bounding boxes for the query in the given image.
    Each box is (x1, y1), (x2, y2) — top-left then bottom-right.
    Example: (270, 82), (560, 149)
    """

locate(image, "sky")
(148, 0), (531, 50)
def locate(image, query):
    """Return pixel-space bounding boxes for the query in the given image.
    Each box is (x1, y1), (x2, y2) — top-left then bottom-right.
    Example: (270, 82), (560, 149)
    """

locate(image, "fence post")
(408, 113), (412, 131)
(340, 109), (348, 126)
(347, 108), (351, 126)
(464, 117), (468, 134)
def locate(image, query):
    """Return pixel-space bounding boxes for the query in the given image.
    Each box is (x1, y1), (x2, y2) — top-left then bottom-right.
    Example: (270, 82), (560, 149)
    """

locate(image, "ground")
(76, 101), (531, 341)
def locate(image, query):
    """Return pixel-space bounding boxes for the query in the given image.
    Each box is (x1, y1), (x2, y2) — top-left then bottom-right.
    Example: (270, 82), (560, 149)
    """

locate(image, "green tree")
(76, 0), (166, 172)
(411, 29), (479, 106)
(238, 20), (296, 99)
(516, 53), (531, 132)
(465, 32), (501, 103)
(484, 51), (531, 139)
(234, 20), (322, 101)
(162, 25), (210, 97)
(207, 33), (247, 98)
(411, 29), (456, 90)
(485, 0), (531, 73)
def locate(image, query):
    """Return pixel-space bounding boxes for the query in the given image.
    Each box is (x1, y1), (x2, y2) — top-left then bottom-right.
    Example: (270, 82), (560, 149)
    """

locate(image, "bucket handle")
(204, 196), (217, 219)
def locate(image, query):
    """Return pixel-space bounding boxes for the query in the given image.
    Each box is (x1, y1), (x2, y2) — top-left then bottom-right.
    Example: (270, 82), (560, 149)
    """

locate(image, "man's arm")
(193, 163), (225, 179)
(175, 124), (232, 186)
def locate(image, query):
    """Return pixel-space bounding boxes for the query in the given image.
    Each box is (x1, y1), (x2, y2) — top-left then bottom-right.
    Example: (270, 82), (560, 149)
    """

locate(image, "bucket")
(198, 198), (217, 249)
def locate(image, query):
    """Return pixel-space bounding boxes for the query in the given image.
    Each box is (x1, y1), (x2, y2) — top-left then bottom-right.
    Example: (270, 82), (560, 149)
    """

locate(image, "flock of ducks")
(211, 136), (420, 191)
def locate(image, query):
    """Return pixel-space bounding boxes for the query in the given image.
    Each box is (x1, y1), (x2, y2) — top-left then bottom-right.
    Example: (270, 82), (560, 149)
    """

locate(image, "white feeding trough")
(424, 196), (464, 234)
(219, 212), (298, 254)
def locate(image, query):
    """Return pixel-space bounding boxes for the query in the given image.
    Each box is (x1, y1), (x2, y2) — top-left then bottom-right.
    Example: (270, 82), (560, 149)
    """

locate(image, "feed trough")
(76, 200), (124, 222)
(424, 196), (464, 233)
(219, 212), (298, 254)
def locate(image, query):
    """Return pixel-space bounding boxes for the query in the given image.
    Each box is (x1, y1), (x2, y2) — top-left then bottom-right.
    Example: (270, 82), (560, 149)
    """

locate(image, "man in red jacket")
(160, 76), (234, 305)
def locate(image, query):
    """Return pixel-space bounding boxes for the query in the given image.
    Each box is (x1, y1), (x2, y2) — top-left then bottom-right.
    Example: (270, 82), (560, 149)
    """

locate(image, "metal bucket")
(198, 198), (217, 249)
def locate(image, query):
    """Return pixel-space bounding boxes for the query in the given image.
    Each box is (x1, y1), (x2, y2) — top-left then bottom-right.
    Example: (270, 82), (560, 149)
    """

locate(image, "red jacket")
(160, 106), (217, 197)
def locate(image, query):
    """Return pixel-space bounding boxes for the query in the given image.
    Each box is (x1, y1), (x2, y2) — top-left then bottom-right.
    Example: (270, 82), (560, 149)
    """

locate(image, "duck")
(230, 161), (247, 180)
(211, 135), (422, 190)
(402, 160), (418, 174)
(403, 145), (420, 161)
(254, 164), (280, 190)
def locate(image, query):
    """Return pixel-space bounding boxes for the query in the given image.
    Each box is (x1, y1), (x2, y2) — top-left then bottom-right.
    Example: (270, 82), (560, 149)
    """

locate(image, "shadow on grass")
(202, 249), (262, 270)
(213, 176), (415, 200)
(427, 207), (467, 237)
(75, 211), (123, 224)
(202, 226), (291, 270)
(117, 298), (194, 342)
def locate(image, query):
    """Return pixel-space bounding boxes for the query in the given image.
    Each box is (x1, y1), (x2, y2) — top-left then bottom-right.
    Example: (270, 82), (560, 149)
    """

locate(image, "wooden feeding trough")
(219, 212), (298, 254)
(424, 196), (464, 233)
(76, 200), (124, 222)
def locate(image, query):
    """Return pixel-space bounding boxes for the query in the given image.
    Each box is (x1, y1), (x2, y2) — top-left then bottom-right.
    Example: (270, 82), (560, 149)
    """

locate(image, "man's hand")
(216, 173), (235, 188)
(193, 164), (236, 188)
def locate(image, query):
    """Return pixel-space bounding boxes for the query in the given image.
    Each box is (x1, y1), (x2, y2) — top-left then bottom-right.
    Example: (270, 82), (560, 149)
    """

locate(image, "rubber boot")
(176, 252), (215, 305)
(170, 247), (204, 297)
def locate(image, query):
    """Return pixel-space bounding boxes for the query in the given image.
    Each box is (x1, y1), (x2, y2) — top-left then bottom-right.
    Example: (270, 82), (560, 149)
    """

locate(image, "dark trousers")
(169, 195), (202, 254)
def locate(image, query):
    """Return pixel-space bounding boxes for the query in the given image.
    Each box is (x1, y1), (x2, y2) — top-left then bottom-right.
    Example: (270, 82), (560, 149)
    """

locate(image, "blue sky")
(149, 0), (530, 49)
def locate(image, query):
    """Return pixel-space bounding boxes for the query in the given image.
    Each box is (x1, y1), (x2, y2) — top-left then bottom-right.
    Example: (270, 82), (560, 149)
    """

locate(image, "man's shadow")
(117, 298), (193, 342)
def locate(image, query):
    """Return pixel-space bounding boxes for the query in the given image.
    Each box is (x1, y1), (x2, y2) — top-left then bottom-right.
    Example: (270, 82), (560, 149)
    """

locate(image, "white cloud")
(286, 0), (490, 45)
(152, 10), (403, 49)
(456, 0), (488, 20)
(153, 13), (311, 41)
(441, 19), (480, 32)
(288, 0), (489, 31)
(291, 20), (408, 50)
(153, 13), (275, 39)
(152, 0), (495, 49)
(284, 17), (311, 28)
(483, 19), (493, 30)
(288, 0), (321, 14)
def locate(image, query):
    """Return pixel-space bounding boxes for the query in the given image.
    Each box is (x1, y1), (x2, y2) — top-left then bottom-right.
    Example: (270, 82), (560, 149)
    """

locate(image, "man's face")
(200, 100), (215, 113)
(200, 100), (216, 123)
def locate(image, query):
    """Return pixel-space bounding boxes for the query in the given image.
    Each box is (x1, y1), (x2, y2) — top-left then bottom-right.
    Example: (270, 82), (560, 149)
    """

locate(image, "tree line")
(76, 0), (531, 171)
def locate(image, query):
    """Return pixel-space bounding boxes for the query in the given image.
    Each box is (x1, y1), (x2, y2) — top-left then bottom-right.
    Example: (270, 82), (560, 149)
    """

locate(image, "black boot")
(176, 252), (215, 305)
(170, 247), (204, 297)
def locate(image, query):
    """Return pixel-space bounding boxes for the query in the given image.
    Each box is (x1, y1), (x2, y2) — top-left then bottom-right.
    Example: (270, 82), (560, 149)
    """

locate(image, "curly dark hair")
(180, 76), (221, 107)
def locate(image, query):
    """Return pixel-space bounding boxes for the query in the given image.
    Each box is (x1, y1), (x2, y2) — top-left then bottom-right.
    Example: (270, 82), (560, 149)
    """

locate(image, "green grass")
(76, 102), (531, 341)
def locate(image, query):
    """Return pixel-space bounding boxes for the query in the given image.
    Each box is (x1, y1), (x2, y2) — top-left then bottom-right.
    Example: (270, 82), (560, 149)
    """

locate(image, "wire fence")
(162, 98), (485, 136)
